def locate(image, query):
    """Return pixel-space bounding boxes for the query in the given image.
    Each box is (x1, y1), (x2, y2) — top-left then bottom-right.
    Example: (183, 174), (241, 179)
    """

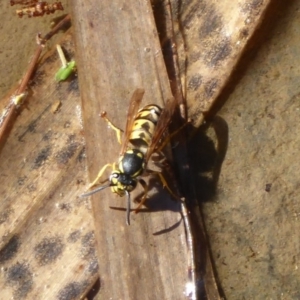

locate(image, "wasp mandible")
(81, 89), (178, 225)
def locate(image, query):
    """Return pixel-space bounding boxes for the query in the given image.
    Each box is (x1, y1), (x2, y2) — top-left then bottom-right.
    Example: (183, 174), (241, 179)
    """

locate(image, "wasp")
(81, 89), (179, 225)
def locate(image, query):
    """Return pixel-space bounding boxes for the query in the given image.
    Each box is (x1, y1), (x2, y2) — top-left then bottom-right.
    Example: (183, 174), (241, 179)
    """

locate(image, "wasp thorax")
(119, 149), (145, 177)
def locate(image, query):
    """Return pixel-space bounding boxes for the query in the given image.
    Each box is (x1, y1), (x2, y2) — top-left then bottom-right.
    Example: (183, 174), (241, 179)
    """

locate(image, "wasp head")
(109, 171), (137, 196)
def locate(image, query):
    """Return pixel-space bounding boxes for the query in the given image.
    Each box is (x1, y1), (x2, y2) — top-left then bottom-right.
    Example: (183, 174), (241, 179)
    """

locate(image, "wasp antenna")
(125, 190), (131, 226)
(80, 183), (111, 198)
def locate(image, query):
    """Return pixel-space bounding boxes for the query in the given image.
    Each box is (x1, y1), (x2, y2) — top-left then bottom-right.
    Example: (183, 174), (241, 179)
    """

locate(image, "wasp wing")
(145, 97), (176, 163)
(120, 88), (145, 155)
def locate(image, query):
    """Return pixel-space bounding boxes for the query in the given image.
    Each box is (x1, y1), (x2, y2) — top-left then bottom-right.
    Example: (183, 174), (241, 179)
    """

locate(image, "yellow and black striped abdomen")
(129, 104), (162, 153)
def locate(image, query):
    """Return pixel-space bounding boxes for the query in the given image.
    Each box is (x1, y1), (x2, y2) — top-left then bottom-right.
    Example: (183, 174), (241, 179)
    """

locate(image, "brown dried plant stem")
(0, 14), (71, 151)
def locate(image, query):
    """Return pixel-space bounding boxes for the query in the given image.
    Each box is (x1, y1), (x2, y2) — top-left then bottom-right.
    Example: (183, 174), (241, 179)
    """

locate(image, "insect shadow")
(187, 115), (229, 203)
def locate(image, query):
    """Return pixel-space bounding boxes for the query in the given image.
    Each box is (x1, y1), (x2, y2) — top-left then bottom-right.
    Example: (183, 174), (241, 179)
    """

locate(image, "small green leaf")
(55, 61), (76, 82)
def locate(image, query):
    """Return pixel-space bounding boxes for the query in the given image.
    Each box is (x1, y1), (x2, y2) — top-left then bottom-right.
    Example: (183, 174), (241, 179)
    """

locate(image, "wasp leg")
(147, 170), (181, 201)
(156, 172), (181, 201)
(101, 111), (123, 144)
(134, 179), (149, 213)
(88, 163), (114, 189)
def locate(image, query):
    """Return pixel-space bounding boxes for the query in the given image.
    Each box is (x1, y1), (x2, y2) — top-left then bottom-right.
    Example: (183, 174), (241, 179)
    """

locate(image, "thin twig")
(0, 14), (71, 151)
